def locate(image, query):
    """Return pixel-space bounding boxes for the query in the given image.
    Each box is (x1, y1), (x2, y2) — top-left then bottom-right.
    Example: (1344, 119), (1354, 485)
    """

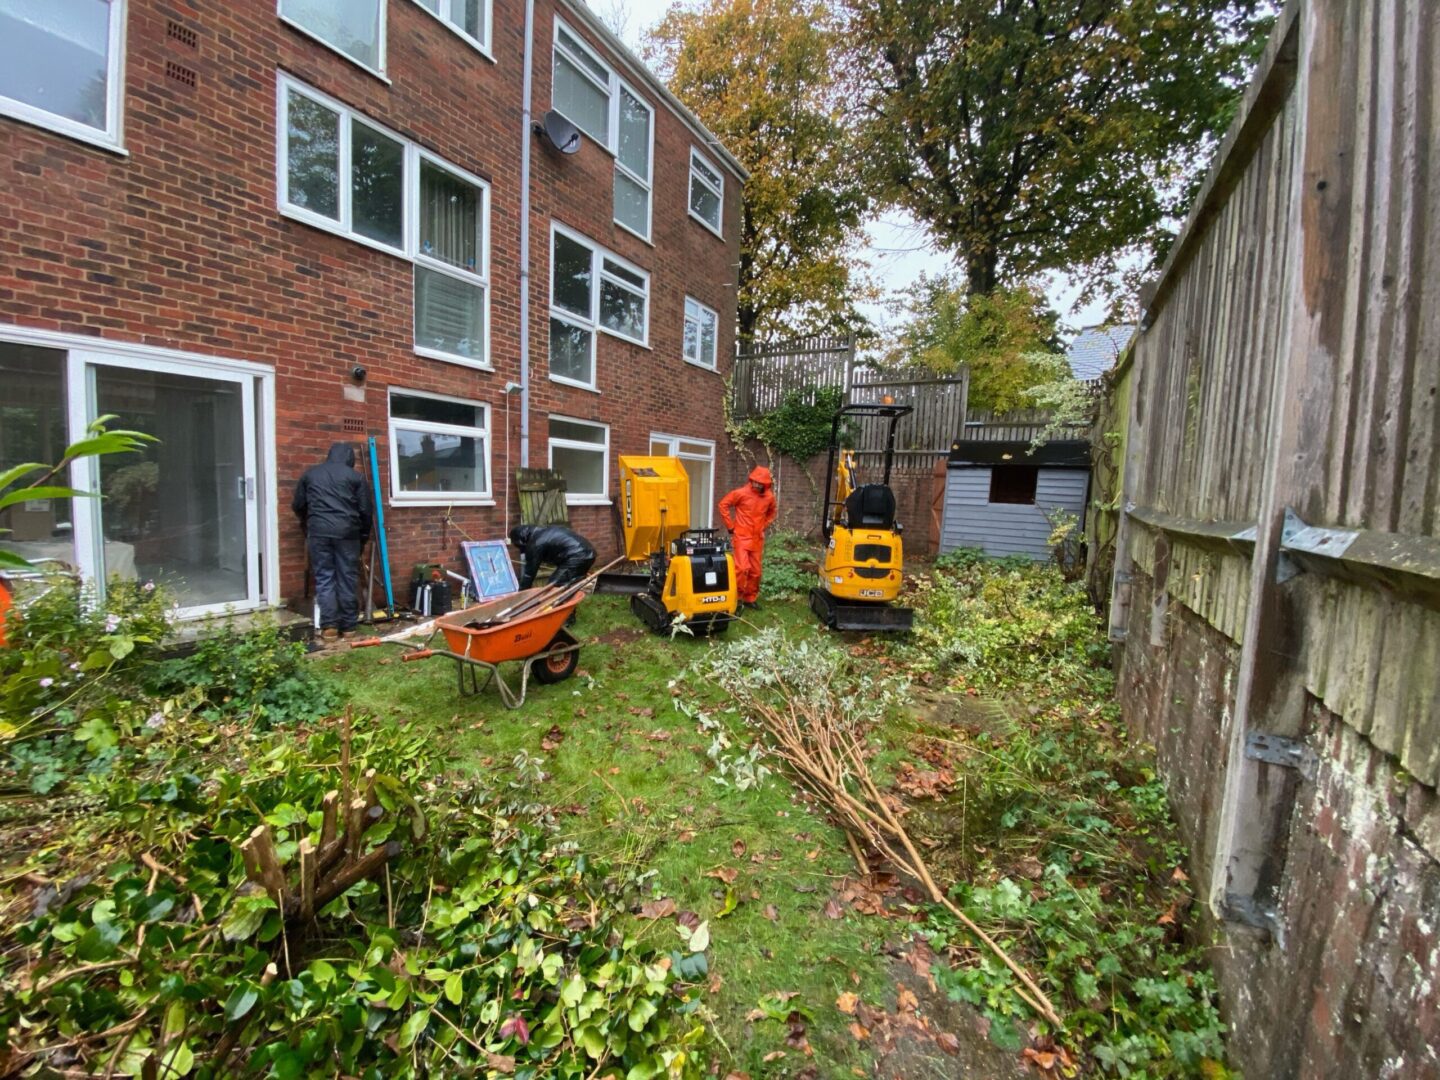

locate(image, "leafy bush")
(2, 719), (710, 1078)
(147, 618), (341, 726)
(757, 529), (818, 600)
(1, 577), (175, 793)
(907, 554), (1109, 693)
(732, 385), (847, 464)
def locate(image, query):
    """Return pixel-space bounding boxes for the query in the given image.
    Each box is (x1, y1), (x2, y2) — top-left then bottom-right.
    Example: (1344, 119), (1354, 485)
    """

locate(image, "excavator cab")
(810, 402), (915, 632)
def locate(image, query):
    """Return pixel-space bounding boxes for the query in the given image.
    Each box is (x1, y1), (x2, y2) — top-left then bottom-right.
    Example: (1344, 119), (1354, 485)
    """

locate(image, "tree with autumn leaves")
(645, 0), (870, 343)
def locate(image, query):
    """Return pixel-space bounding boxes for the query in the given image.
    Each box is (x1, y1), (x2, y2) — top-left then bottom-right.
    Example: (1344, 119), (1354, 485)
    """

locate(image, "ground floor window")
(387, 389), (490, 504)
(0, 334), (273, 618)
(548, 416), (609, 505)
(648, 433), (714, 529)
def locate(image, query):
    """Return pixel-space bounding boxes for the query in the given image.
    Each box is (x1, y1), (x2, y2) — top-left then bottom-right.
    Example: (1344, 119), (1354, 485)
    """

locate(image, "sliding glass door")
(648, 434), (715, 530)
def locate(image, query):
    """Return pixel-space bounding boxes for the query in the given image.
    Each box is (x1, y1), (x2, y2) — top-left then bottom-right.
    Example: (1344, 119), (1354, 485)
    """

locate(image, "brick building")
(0, 0), (745, 619)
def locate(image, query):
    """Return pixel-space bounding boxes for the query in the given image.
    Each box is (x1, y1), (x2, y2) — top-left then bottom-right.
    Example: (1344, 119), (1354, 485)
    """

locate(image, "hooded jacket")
(718, 466), (778, 540)
(293, 443), (372, 541)
(509, 525), (597, 589)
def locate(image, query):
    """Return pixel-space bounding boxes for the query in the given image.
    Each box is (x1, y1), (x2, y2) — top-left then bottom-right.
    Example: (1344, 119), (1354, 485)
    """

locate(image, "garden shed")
(939, 439), (1090, 560)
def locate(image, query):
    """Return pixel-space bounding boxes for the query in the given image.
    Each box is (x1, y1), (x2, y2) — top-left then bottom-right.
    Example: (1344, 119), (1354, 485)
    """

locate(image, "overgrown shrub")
(147, 618), (341, 726)
(908, 553), (1109, 693)
(1, 577), (175, 794)
(757, 529), (818, 600)
(2, 719), (710, 1078)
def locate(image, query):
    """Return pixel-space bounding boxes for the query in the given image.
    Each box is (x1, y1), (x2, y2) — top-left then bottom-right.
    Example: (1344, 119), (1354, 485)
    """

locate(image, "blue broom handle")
(367, 436), (395, 610)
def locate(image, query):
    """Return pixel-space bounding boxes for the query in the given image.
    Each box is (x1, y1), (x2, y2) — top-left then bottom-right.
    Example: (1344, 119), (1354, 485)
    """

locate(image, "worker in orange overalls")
(718, 465), (778, 610)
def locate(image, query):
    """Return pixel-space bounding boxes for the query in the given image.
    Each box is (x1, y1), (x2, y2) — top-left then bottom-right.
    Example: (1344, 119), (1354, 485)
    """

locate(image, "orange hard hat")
(748, 466), (773, 487)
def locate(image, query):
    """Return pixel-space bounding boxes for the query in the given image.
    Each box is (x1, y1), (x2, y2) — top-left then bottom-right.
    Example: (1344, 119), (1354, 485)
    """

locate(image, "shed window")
(988, 466), (1038, 505)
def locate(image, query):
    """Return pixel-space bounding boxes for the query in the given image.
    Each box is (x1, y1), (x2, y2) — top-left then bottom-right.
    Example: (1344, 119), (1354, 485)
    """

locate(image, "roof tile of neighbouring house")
(1066, 324), (1135, 382)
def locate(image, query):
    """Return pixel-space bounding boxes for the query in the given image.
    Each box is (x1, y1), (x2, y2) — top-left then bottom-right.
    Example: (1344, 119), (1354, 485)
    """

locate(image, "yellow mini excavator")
(810, 401), (915, 632)
(600, 455), (737, 634)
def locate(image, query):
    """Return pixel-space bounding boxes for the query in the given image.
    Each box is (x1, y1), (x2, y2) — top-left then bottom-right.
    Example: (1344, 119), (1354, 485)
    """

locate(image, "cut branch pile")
(751, 684), (1064, 1029)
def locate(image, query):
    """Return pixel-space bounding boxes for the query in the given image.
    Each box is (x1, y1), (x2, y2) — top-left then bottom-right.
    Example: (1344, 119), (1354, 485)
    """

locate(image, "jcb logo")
(701, 595), (726, 604)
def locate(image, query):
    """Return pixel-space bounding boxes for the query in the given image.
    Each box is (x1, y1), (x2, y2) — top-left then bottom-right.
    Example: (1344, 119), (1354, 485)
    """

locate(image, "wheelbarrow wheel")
(532, 639), (579, 685)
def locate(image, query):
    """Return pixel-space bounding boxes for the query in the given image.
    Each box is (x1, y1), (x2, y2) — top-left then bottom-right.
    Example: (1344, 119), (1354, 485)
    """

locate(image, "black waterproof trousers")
(309, 535), (362, 631)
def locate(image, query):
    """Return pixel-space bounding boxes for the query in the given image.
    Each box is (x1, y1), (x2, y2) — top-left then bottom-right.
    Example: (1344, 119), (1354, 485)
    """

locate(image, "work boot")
(321, 627), (339, 643)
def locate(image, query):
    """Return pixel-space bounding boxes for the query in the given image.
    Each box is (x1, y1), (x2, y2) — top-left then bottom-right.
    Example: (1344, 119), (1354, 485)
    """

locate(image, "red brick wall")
(0, 0), (741, 606)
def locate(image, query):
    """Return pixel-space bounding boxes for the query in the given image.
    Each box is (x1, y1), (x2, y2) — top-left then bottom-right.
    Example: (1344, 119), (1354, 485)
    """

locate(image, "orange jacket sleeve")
(760, 493), (778, 532)
(718, 486), (742, 530)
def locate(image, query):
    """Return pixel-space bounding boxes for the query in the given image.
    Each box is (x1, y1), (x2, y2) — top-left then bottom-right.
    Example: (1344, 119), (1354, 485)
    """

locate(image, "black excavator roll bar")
(819, 401), (915, 543)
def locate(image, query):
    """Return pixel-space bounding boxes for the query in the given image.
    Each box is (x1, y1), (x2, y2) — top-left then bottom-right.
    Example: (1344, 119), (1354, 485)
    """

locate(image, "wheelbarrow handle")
(349, 637), (383, 649)
(401, 649), (435, 662)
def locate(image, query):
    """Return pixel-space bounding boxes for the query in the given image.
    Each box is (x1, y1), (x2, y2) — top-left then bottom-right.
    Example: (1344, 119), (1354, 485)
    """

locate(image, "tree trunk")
(965, 248), (999, 297)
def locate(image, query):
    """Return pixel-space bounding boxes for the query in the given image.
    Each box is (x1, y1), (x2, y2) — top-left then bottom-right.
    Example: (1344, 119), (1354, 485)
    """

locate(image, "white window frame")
(278, 0), (389, 81)
(387, 388), (493, 506)
(613, 80), (653, 243)
(407, 0), (492, 60)
(688, 147), (724, 237)
(0, 0), (128, 153)
(649, 432), (716, 528)
(276, 75), (492, 369)
(548, 222), (650, 392)
(683, 297), (719, 371)
(410, 150), (492, 368)
(551, 18), (655, 243)
(548, 415), (610, 506)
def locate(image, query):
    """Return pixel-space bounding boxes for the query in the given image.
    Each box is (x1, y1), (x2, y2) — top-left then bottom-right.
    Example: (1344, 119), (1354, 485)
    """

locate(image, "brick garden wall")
(1119, 567), (1440, 1078)
(0, 0), (742, 605)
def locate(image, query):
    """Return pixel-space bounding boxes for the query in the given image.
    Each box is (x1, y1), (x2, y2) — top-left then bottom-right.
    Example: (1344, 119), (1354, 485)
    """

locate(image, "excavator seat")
(844, 484), (897, 531)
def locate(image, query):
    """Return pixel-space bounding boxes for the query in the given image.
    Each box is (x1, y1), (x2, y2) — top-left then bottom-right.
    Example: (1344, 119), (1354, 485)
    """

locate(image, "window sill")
(407, 0), (495, 62)
(688, 209), (724, 240)
(279, 206), (410, 260)
(391, 497), (497, 508)
(683, 357), (721, 374)
(414, 346), (493, 370)
(279, 15), (391, 84)
(597, 326), (650, 350)
(614, 218), (654, 247)
(565, 496), (612, 507)
(549, 375), (600, 394)
(0, 101), (127, 156)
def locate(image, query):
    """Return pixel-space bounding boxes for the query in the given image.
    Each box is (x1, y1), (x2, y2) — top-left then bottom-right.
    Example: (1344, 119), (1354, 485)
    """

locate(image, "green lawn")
(322, 595), (893, 1077)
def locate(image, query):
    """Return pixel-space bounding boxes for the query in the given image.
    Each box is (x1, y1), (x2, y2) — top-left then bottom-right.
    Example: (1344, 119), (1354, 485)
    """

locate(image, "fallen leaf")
(723, 1074), (750, 1080)
(763, 904), (779, 922)
(745, 1009), (766, 1022)
(677, 910), (701, 931)
(708, 972), (724, 994)
(676, 829), (695, 843)
(847, 1022), (869, 1041)
(835, 992), (859, 1015)
(731, 839), (748, 858)
(540, 725), (565, 752)
(805, 848), (820, 861)
(486, 1052), (516, 1073)
(608, 767), (620, 775)
(705, 867), (739, 885)
(793, 883), (818, 894)
(897, 989), (918, 1013)
(762, 1052), (785, 1063)
(1022, 1048), (1058, 1070)
(823, 898), (844, 919)
(639, 898), (676, 920)
(935, 1032), (960, 1055)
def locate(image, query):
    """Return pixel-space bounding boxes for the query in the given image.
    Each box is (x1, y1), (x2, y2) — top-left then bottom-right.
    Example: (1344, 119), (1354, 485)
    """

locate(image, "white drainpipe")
(518, 0), (536, 468)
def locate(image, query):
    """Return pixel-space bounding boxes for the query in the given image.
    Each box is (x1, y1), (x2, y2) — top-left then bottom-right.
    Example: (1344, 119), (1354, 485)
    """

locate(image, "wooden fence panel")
(731, 334), (855, 418)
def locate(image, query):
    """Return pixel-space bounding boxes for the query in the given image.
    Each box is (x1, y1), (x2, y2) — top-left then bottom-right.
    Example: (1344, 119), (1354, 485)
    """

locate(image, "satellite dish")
(535, 110), (581, 155)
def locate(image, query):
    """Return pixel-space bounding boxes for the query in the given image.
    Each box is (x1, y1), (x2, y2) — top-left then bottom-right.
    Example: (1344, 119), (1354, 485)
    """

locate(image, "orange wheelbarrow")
(352, 587), (584, 709)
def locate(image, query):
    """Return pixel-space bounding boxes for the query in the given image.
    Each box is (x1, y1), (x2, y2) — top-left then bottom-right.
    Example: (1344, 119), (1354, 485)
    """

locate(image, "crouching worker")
(509, 524), (597, 591)
(719, 466), (777, 610)
(293, 442), (371, 642)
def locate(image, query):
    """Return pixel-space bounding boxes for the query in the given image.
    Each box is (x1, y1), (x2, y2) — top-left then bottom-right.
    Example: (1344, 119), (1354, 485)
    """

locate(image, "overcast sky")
(602, 0), (1113, 342)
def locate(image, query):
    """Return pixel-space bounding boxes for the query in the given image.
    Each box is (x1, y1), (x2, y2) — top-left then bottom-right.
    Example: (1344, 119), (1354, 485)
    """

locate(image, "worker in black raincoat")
(509, 525), (596, 591)
(293, 443), (372, 641)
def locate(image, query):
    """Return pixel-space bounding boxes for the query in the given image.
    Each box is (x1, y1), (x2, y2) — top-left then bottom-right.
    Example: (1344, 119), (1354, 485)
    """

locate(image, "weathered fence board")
(1107, 2), (1440, 1074)
(730, 334), (854, 419)
(960, 407), (1089, 444)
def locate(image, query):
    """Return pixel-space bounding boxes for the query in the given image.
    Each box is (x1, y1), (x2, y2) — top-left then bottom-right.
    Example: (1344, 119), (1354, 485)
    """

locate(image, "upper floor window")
(549, 223), (649, 390)
(412, 0), (489, 56)
(277, 75), (491, 369)
(0, 0), (126, 150)
(280, 0), (386, 76)
(689, 148), (724, 236)
(683, 298), (718, 370)
(551, 19), (654, 242)
(614, 86), (652, 241)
